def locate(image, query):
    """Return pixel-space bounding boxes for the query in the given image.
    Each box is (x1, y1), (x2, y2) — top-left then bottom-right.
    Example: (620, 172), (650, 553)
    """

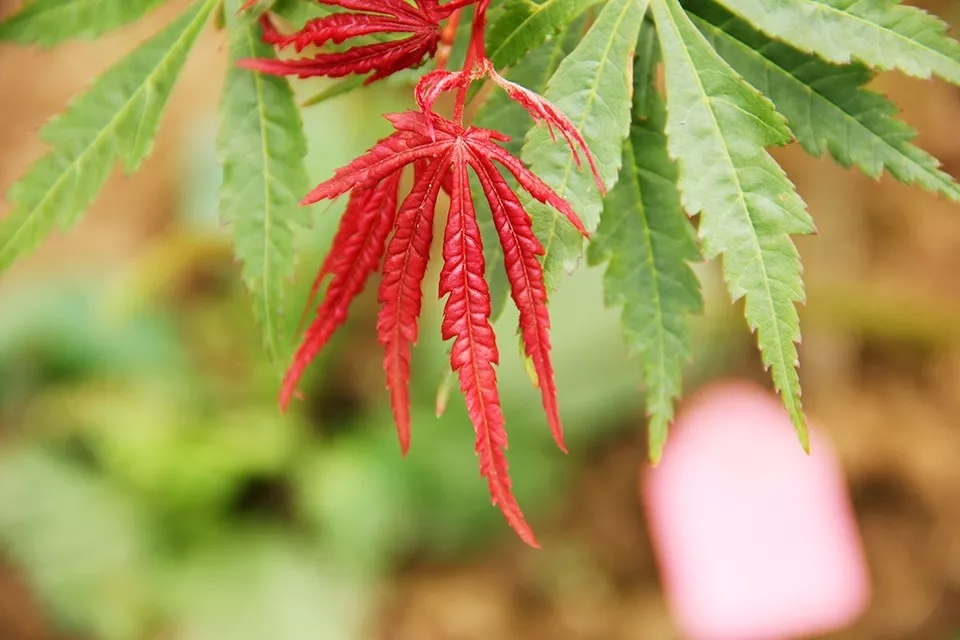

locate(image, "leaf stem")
(453, 0), (490, 124)
(436, 8), (462, 70)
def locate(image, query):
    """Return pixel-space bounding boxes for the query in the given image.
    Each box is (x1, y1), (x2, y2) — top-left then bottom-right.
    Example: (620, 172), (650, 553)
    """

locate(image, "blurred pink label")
(642, 381), (870, 640)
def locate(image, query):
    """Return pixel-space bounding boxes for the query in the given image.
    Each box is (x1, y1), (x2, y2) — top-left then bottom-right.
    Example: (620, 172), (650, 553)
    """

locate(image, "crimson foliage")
(246, 0), (601, 545)
(240, 0), (475, 82)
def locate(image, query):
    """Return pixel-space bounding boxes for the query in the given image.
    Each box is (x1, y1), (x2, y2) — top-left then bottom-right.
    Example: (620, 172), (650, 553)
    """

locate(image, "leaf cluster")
(2, 0), (960, 507)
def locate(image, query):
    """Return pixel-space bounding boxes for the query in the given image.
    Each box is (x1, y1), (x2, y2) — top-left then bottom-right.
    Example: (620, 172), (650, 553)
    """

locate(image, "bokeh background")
(1, 1), (960, 638)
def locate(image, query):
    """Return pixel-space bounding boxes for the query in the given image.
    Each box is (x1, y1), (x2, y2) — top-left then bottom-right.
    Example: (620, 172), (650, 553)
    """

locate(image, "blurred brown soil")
(0, 564), (58, 640)
(2, 1), (960, 639)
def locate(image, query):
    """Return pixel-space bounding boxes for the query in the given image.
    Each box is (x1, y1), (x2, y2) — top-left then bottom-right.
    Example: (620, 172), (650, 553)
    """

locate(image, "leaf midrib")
(635, 158), (670, 414)
(539, 0), (636, 269)
(471, 150), (549, 370)
(622, 134), (669, 413)
(658, 0), (797, 413)
(246, 22), (283, 361)
(451, 157), (502, 491)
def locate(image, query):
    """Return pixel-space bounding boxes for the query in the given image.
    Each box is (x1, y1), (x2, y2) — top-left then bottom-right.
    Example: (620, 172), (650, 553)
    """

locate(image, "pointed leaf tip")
(649, 450), (663, 467)
(283, 175), (402, 410)
(440, 151), (540, 544)
(240, 0), (449, 83)
(467, 150), (569, 454)
(589, 23), (702, 472)
(793, 412), (810, 454)
(378, 155), (447, 463)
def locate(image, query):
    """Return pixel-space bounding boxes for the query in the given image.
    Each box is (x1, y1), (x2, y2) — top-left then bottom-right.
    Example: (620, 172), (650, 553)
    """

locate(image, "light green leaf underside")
(521, 0), (647, 291)
(485, 0), (601, 70)
(0, 0), (218, 275)
(588, 24), (702, 463)
(474, 15), (587, 321)
(219, 0), (311, 365)
(0, 0), (166, 46)
(687, 0), (960, 203)
(715, 0), (960, 85)
(652, 0), (814, 448)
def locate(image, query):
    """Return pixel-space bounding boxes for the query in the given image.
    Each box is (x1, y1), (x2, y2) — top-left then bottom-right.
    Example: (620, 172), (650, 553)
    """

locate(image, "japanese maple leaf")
(239, 0), (475, 83)
(280, 108), (590, 546)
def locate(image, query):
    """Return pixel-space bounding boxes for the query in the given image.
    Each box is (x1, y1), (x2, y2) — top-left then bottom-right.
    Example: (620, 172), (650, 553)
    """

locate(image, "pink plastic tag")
(642, 381), (870, 640)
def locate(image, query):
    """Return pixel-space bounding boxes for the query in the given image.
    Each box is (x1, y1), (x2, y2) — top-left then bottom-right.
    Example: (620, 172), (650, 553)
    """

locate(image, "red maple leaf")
(239, 0), (475, 83)
(251, 0), (608, 546)
(280, 106), (594, 546)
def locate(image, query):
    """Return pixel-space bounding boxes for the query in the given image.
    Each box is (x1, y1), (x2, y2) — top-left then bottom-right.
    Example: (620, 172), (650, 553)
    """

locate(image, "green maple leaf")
(0, 0), (219, 275)
(687, 0), (960, 202)
(588, 24), (703, 463)
(0, 0), (166, 46)
(715, 0), (960, 85)
(652, 0), (815, 448)
(218, 0), (311, 365)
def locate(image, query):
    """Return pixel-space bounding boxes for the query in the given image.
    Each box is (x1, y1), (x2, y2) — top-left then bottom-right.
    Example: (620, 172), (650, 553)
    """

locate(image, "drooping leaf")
(378, 156), (448, 455)
(281, 174), (402, 408)
(240, 0), (472, 83)
(485, 0), (601, 69)
(440, 151), (538, 547)
(284, 108), (585, 545)
(521, 0), (647, 290)
(587, 23), (702, 463)
(219, 0), (311, 365)
(487, 61), (602, 186)
(652, 0), (815, 448)
(0, 0), (218, 275)
(0, 0), (166, 46)
(476, 17), (588, 156)
(474, 14), (587, 320)
(469, 151), (566, 452)
(687, 0), (960, 202)
(715, 0), (960, 85)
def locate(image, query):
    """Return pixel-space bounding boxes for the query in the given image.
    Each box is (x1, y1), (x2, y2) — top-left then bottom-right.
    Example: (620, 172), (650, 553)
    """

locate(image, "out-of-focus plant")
(0, 217), (675, 637)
